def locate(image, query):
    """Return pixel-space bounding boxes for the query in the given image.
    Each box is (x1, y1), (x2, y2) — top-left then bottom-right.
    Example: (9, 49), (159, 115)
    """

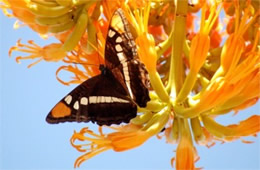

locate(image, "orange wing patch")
(51, 102), (71, 118)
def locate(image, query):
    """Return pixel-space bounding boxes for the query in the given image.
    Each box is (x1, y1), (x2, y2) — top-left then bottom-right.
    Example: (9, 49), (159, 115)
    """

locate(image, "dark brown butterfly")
(46, 8), (150, 126)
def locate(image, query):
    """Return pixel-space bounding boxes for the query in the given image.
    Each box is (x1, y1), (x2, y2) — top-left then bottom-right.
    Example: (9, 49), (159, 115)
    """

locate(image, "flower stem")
(156, 29), (174, 58)
(167, 0), (188, 96)
(176, 71), (197, 103)
(191, 117), (205, 143)
(183, 40), (190, 59)
(169, 118), (179, 143)
(142, 107), (170, 134)
(62, 6), (88, 52)
(149, 70), (170, 103)
(145, 100), (166, 111)
(137, 100), (166, 112)
(201, 115), (236, 138)
(131, 112), (153, 125)
(179, 117), (193, 146)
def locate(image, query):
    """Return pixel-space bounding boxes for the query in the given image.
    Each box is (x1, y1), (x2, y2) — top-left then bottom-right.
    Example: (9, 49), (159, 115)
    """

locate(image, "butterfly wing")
(104, 9), (136, 69)
(105, 8), (150, 107)
(46, 71), (137, 126)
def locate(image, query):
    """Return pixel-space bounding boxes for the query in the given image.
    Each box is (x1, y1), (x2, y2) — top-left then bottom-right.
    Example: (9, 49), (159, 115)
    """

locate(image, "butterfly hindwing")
(46, 70), (137, 126)
(127, 60), (150, 107)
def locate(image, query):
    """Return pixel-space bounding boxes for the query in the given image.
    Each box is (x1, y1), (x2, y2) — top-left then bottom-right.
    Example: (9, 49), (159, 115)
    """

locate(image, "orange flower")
(71, 127), (151, 167)
(176, 2), (221, 103)
(136, 33), (157, 72)
(189, 2), (221, 73)
(189, 33), (210, 73)
(2, 0), (260, 169)
(122, 1), (158, 72)
(176, 6), (260, 118)
(148, 25), (168, 41)
(175, 121), (196, 170)
(71, 107), (169, 167)
(12, 7), (35, 24)
(219, 34), (245, 76)
(56, 51), (102, 85)
(176, 135), (195, 170)
(101, 0), (122, 20)
(9, 40), (67, 68)
(202, 115), (260, 141)
(210, 30), (221, 48)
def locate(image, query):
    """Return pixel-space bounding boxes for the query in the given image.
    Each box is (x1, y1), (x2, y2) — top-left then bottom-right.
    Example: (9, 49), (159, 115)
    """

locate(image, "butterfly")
(46, 8), (150, 126)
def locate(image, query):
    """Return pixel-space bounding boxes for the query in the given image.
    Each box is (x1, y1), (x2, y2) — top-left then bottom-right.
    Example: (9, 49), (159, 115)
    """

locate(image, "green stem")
(170, 118), (179, 142)
(176, 70), (197, 103)
(137, 99), (166, 112)
(167, 0), (188, 96)
(142, 107), (170, 134)
(174, 103), (200, 119)
(86, 18), (97, 54)
(179, 118), (193, 144)
(131, 112), (153, 125)
(145, 100), (166, 111)
(201, 115), (236, 138)
(149, 70), (170, 103)
(189, 74), (209, 101)
(156, 30), (174, 58)
(62, 7), (88, 51)
(190, 117), (205, 143)
(183, 40), (190, 59)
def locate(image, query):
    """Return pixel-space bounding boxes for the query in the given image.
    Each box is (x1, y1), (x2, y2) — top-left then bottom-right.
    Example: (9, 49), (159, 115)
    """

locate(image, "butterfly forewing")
(105, 8), (150, 107)
(46, 71), (137, 126)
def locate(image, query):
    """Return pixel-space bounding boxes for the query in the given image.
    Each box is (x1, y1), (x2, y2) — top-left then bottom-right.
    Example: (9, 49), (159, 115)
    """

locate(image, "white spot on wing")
(64, 95), (72, 105)
(101, 96), (105, 103)
(116, 36), (122, 43)
(73, 101), (79, 110)
(80, 97), (88, 105)
(122, 63), (130, 81)
(112, 97), (129, 103)
(105, 96), (112, 103)
(115, 44), (122, 52)
(88, 96), (129, 104)
(117, 52), (126, 62)
(98, 96), (103, 103)
(125, 75), (130, 81)
(123, 62), (128, 67)
(108, 29), (115, 37)
(123, 66), (128, 72)
(121, 62), (133, 98)
(112, 97), (118, 102)
(125, 80), (133, 98)
(89, 96), (97, 104)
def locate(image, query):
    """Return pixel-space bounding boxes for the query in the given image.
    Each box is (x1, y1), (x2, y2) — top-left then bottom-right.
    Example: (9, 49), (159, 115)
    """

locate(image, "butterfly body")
(46, 8), (150, 126)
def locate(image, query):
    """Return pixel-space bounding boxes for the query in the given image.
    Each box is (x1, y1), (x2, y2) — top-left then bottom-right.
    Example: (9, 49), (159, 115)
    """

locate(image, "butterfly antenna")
(72, 33), (104, 68)
(86, 32), (104, 66)
(71, 62), (99, 67)
(95, 33), (102, 66)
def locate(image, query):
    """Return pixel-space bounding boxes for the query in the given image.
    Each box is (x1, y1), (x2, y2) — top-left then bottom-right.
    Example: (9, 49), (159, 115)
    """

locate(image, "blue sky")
(0, 10), (259, 170)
